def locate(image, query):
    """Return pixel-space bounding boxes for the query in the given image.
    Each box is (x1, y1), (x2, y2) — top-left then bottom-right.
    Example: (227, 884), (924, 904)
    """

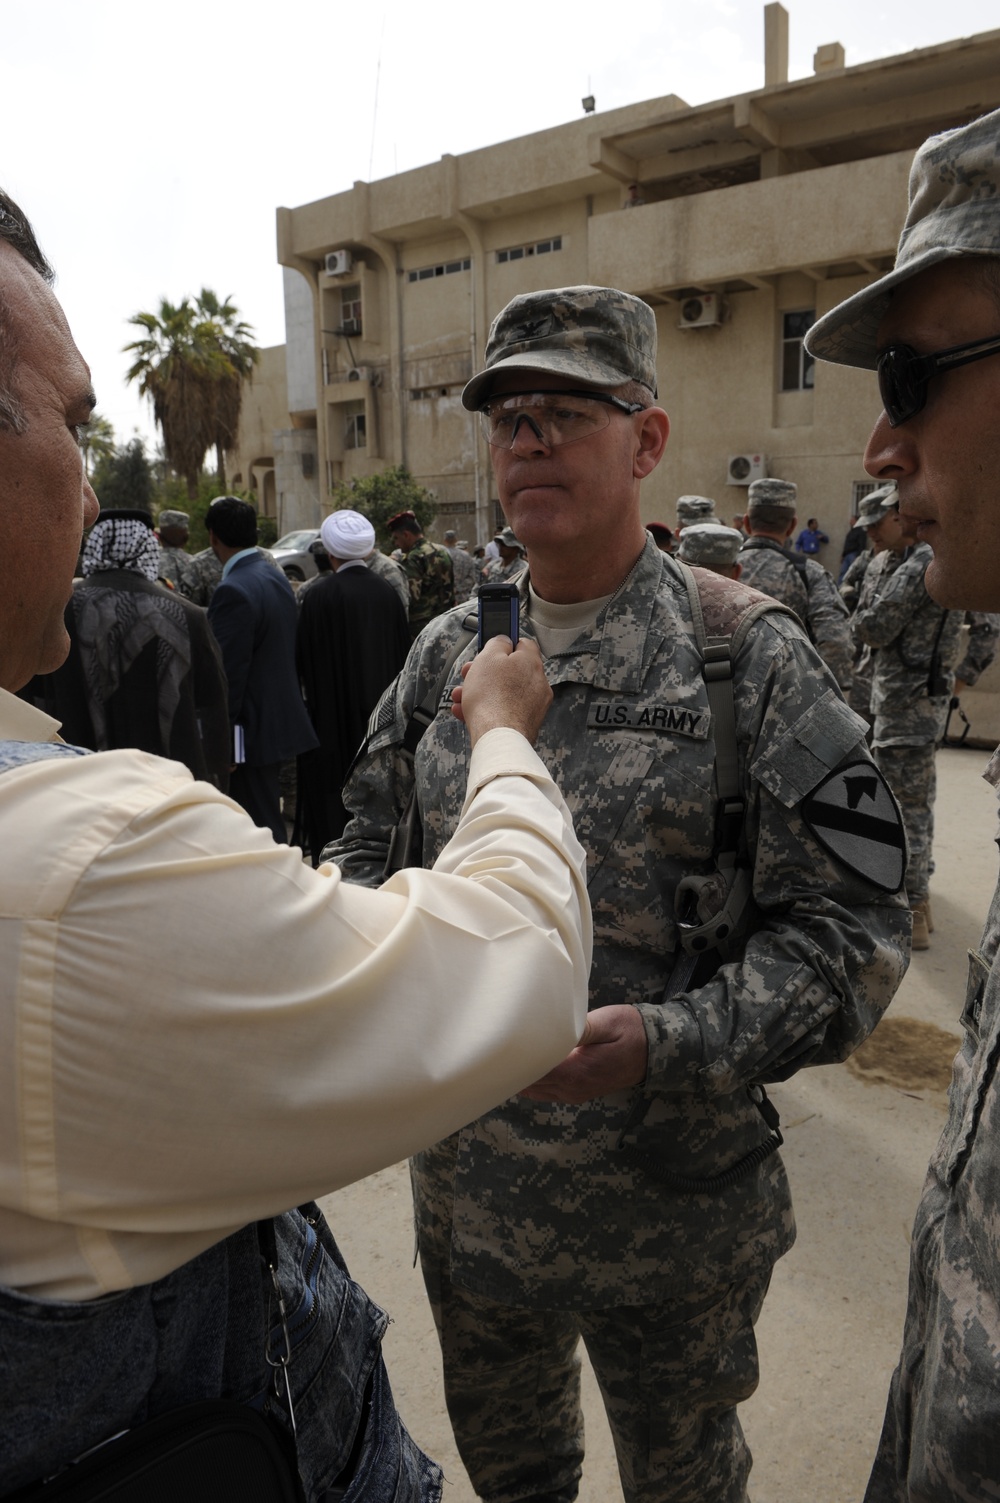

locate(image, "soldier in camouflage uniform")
(329, 285), (909, 1503)
(807, 106), (1000, 1502)
(387, 510), (455, 640)
(841, 487), (906, 722)
(444, 530), (480, 602)
(851, 494), (962, 948)
(480, 524), (527, 585)
(155, 508), (196, 597)
(675, 492), (715, 530)
(737, 478), (854, 688)
(184, 545), (224, 606)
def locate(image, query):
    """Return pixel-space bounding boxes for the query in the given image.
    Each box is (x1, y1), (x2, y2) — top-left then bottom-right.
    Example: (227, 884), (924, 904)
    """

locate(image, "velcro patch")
(801, 761), (906, 893)
(588, 701), (709, 738)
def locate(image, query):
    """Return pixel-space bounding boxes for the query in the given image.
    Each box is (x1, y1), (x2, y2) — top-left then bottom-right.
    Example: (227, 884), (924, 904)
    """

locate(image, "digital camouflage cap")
(857, 484), (899, 527)
(748, 478), (797, 515)
(677, 523), (744, 569)
(462, 286), (658, 409)
(807, 107), (1000, 368)
(675, 495), (716, 528)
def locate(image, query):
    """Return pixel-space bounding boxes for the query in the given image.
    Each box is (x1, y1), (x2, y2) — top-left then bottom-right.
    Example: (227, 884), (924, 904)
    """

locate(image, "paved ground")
(321, 745), (998, 1503)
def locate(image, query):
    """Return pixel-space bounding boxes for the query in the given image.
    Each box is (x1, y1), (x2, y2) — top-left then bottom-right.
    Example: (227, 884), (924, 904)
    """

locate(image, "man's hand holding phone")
(452, 637), (552, 747)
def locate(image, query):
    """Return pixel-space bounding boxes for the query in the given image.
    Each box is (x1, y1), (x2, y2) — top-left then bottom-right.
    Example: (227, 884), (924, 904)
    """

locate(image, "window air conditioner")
(325, 249), (353, 276)
(726, 453), (766, 486)
(678, 293), (722, 329)
(347, 366), (369, 382)
(339, 318), (363, 337)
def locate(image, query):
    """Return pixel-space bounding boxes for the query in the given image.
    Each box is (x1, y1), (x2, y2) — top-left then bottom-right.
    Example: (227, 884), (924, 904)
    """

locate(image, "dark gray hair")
(0, 189), (53, 434)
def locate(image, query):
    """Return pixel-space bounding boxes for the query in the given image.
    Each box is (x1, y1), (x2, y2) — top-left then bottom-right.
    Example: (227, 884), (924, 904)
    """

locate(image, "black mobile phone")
(478, 582), (520, 650)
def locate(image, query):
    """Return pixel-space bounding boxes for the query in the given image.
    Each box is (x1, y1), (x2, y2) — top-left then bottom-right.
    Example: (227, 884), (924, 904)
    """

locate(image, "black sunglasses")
(877, 332), (1000, 427)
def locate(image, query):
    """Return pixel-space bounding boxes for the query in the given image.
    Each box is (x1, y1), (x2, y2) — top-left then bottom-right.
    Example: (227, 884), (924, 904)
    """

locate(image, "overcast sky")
(5, 0), (993, 448)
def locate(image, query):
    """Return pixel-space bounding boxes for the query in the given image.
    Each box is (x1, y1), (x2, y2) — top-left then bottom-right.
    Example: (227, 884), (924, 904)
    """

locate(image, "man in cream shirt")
(0, 190), (590, 1502)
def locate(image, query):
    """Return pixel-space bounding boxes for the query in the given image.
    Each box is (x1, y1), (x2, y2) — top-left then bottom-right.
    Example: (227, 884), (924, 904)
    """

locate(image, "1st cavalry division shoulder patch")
(801, 761), (906, 894)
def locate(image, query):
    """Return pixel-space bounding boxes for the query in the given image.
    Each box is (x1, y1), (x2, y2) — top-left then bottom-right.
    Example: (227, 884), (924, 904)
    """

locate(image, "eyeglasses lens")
(480, 394), (613, 449)
(877, 346), (926, 428)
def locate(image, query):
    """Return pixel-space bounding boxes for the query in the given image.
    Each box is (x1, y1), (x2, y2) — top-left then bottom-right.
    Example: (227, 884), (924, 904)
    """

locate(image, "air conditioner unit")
(347, 366), (369, 383)
(678, 293), (722, 329)
(726, 453), (767, 486)
(325, 249), (353, 276)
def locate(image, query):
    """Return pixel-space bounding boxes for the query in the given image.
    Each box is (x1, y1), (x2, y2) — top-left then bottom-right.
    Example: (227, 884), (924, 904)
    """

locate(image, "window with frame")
(343, 400), (366, 450)
(340, 285), (362, 333)
(781, 310), (815, 391)
(407, 258), (471, 283)
(496, 236), (562, 264)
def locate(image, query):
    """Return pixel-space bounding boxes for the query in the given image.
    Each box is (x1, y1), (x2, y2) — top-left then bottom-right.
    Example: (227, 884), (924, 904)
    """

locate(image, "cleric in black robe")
(28, 509), (230, 790)
(296, 510), (410, 863)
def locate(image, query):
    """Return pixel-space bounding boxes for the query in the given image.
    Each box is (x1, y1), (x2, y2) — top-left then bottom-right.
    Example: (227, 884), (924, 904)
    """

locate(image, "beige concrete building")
(267, 8), (1000, 551)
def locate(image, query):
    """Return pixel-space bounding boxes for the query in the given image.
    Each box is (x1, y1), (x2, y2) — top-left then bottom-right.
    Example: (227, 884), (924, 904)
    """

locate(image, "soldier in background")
(737, 478), (853, 689)
(329, 284), (908, 1503)
(645, 520), (674, 553)
(676, 521), (743, 578)
(184, 543), (224, 607)
(155, 509), (196, 597)
(851, 493), (962, 949)
(443, 529), (479, 602)
(387, 509), (455, 640)
(955, 612), (1000, 697)
(841, 486), (906, 723)
(480, 524), (526, 584)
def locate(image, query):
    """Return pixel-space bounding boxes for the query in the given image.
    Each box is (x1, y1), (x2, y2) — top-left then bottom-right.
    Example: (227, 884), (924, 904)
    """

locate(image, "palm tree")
(80, 412), (115, 480)
(195, 290), (259, 490)
(124, 294), (259, 499)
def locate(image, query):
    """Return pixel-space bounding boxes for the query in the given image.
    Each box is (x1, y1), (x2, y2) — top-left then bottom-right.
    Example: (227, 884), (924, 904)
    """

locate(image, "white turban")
(321, 509), (376, 560)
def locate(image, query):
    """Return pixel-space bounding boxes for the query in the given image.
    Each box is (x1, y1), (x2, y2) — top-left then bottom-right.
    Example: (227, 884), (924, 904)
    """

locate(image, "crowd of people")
(4, 104), (1000, 1503)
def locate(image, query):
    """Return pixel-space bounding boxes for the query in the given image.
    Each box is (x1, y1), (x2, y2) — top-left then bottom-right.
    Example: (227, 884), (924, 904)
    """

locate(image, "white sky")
(5, 0), (994, 448)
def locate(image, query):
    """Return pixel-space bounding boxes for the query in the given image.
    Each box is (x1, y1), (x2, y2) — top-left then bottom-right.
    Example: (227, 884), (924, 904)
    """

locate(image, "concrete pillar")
(764, 3), (789, 86)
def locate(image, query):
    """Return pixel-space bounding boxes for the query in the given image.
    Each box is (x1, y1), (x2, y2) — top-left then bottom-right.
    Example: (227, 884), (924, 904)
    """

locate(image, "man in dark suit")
(207, 496), (317, 841)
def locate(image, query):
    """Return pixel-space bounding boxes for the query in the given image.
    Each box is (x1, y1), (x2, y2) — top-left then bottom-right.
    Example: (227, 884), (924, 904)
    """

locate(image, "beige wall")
(273, 21), (1000, 551)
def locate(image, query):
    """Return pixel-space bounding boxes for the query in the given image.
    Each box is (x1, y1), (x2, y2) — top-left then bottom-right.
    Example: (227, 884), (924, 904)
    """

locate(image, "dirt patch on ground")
(847, 1016), (961, 1092)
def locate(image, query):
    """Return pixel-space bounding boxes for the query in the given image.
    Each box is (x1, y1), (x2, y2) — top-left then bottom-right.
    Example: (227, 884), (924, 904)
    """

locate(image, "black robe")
(295, 563), (410, 862)
(29, 571), (231, 790)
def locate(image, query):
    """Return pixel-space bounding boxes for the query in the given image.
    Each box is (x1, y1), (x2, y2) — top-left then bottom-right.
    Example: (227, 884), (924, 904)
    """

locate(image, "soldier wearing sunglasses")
(807, 107), (1000, 1503)
(329, 284), (908, 1503)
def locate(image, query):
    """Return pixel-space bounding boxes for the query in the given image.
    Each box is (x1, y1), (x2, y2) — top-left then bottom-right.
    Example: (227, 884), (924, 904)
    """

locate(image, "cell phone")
(478, 582), (520, 650)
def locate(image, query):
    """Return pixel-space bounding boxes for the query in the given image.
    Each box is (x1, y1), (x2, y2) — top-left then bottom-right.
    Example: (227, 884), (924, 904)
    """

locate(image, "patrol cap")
(675, 495), (715, 527)
(807, 108), (1000, 368)
(462, 286), (658, 409)
(157, 509), (190, 529)
(857, 484), (899, 527)
(497, 525), (524, 552)
(747, 478), (797, 514)
(677, 523), (744, 569)
(386, 510), (419, 533)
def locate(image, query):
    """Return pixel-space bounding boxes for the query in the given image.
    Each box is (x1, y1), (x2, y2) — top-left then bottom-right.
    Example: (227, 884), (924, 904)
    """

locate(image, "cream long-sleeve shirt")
(0, 690), (590, 1299)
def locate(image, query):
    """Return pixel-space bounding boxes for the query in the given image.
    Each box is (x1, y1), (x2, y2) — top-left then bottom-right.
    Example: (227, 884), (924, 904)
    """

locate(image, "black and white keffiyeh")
(82, 514), (161, 581)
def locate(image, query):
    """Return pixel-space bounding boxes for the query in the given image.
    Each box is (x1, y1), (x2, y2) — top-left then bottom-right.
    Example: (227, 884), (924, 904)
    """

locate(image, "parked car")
(271, 528), (321, 581)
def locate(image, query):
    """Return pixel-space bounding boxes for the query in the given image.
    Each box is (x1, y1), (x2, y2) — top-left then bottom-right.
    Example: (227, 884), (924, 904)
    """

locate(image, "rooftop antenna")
(368, 12), (386, 181)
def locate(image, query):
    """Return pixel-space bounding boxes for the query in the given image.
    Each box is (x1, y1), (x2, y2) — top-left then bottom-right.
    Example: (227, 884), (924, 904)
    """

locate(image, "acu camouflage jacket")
(329, 537), (909, 1306)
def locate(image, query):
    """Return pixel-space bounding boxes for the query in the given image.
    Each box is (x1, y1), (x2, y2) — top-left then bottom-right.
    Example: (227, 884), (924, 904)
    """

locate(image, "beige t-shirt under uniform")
(0, 689), (590, 1299)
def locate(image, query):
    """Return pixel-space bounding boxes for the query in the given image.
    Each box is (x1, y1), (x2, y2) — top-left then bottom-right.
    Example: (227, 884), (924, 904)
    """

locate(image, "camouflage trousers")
(872, 742), (936, 904)
(411, 1159), (770, 1503)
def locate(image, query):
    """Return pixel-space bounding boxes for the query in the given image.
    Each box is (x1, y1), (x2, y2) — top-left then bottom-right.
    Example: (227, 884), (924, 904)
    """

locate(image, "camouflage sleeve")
(402, 547), (424, 608)
(956, 612), (1000, 686)
(805, 564), (853, 688)
(638, 615), (910, 1093)
(851, 552), (925, 649)
(839, 549), (870, 611)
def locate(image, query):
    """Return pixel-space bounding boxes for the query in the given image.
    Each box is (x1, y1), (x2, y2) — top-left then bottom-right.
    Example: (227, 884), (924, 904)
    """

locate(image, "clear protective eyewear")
(877, 332), (1000, 427)
(478, 389), (645, 449)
